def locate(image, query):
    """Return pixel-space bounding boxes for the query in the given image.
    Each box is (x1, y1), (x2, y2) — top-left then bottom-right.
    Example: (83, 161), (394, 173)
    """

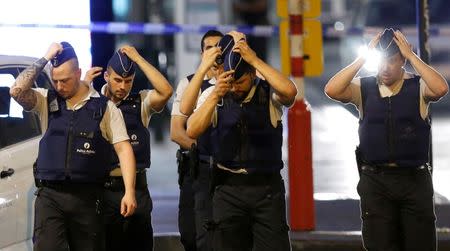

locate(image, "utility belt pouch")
(189, 143), (199, 179)
(176, 149), (185, 186)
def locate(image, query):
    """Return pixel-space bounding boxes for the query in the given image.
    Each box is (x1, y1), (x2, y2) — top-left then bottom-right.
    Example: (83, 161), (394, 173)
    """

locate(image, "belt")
(220, 172), (281, 186)
(361, 164), (428, 174)
(199, 154), (212, 164)
(35, 179), (103, 190)
(104, 171), (148, 191)
(199, 159), (210, 164)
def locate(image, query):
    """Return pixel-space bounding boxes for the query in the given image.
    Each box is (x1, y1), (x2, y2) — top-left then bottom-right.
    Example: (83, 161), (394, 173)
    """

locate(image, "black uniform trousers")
(193, 161), (214, 251)
(178, 164), (197, 251)
(103, 173), (153, 251)
(33, 183), (103, 251)
(212, 171), (291, 251)
(357, 165), (436, 251)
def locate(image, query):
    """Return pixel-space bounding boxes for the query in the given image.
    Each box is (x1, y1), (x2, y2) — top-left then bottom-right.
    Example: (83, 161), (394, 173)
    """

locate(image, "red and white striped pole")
(287, 0), (315, 231)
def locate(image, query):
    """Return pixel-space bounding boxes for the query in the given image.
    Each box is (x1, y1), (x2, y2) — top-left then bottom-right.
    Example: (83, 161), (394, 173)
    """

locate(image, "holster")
(188, 143), (199, 179)
(355, 146), (363, 176)
(176, 148), (189, 186)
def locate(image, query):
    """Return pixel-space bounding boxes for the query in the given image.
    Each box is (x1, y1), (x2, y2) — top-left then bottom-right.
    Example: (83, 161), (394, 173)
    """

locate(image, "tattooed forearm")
(10, 57), (48, 97)
(15, 89), (38, 111)
(10, 57), (48, 109)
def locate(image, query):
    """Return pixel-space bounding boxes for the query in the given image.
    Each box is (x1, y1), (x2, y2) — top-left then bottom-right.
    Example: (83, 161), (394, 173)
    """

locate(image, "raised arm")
(230, 32), (297, 106)
(186, 70), (233, 139)
(393, 30), (448, 101)
(170, 115), (196, 149)
(324, 33), (381, 103)
(83, 66), (103, 84)
(10, 43), (62, 110)
(170, 78), (196, 148)
(180, 46), (221, 116)
(121, 45), (173, 112)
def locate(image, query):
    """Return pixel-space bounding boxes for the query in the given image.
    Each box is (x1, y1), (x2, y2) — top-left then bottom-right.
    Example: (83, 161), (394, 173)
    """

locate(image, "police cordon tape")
(1, 22), (450, 37)
(0, 22), (276, 36)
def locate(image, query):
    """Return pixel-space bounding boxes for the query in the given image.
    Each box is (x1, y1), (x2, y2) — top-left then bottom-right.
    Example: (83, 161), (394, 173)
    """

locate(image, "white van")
(0, 55), (52, 251)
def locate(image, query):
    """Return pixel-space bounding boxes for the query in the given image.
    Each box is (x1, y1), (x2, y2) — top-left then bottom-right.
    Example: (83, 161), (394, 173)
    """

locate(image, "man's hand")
(212, 70), (233, 99)
(233, 39), (258, 65)
(199, 46), (221, 73)
(358, 32), (381, 60)
(10, 43), (59, 110)
(44, 43), (63, 61)
(120, 191), (137, 217)
(83, 66), (103, 83)
(120, 45), (142, 63)
(228, 31), (246, 43)
(368, 32), (382, 50)
(393, 30), (415, 60)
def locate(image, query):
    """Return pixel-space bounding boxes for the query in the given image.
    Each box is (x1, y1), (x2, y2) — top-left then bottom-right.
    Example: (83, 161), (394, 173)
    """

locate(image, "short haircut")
(68, 58), (80, 71)
(200, 30), (224, 52)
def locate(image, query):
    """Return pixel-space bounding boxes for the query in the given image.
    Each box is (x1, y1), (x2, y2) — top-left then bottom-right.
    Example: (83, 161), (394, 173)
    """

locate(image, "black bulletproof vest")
(111, 93), (151, 170)
(359, 76), (430, 166)
(211, 80), (283, 173)
(36, 90), (111, 182)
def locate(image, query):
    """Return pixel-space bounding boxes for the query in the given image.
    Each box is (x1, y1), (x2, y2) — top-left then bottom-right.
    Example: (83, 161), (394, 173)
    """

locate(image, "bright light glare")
(0, 0), (90, 25)
(0, 1), (91, 73)
(313, 106), (360, 199)
(314, 192), (360, 201)
(430, 118), (450, 202)
(358, 45), (381, 72)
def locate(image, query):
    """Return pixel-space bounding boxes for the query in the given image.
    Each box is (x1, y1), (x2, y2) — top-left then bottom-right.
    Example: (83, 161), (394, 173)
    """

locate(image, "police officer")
(10, 42), (137, 251)
(85, 45), (173, 251)
(187, 31), (297, 251)
(176, 30), (223, 250)
(325, 28), (448, 251)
